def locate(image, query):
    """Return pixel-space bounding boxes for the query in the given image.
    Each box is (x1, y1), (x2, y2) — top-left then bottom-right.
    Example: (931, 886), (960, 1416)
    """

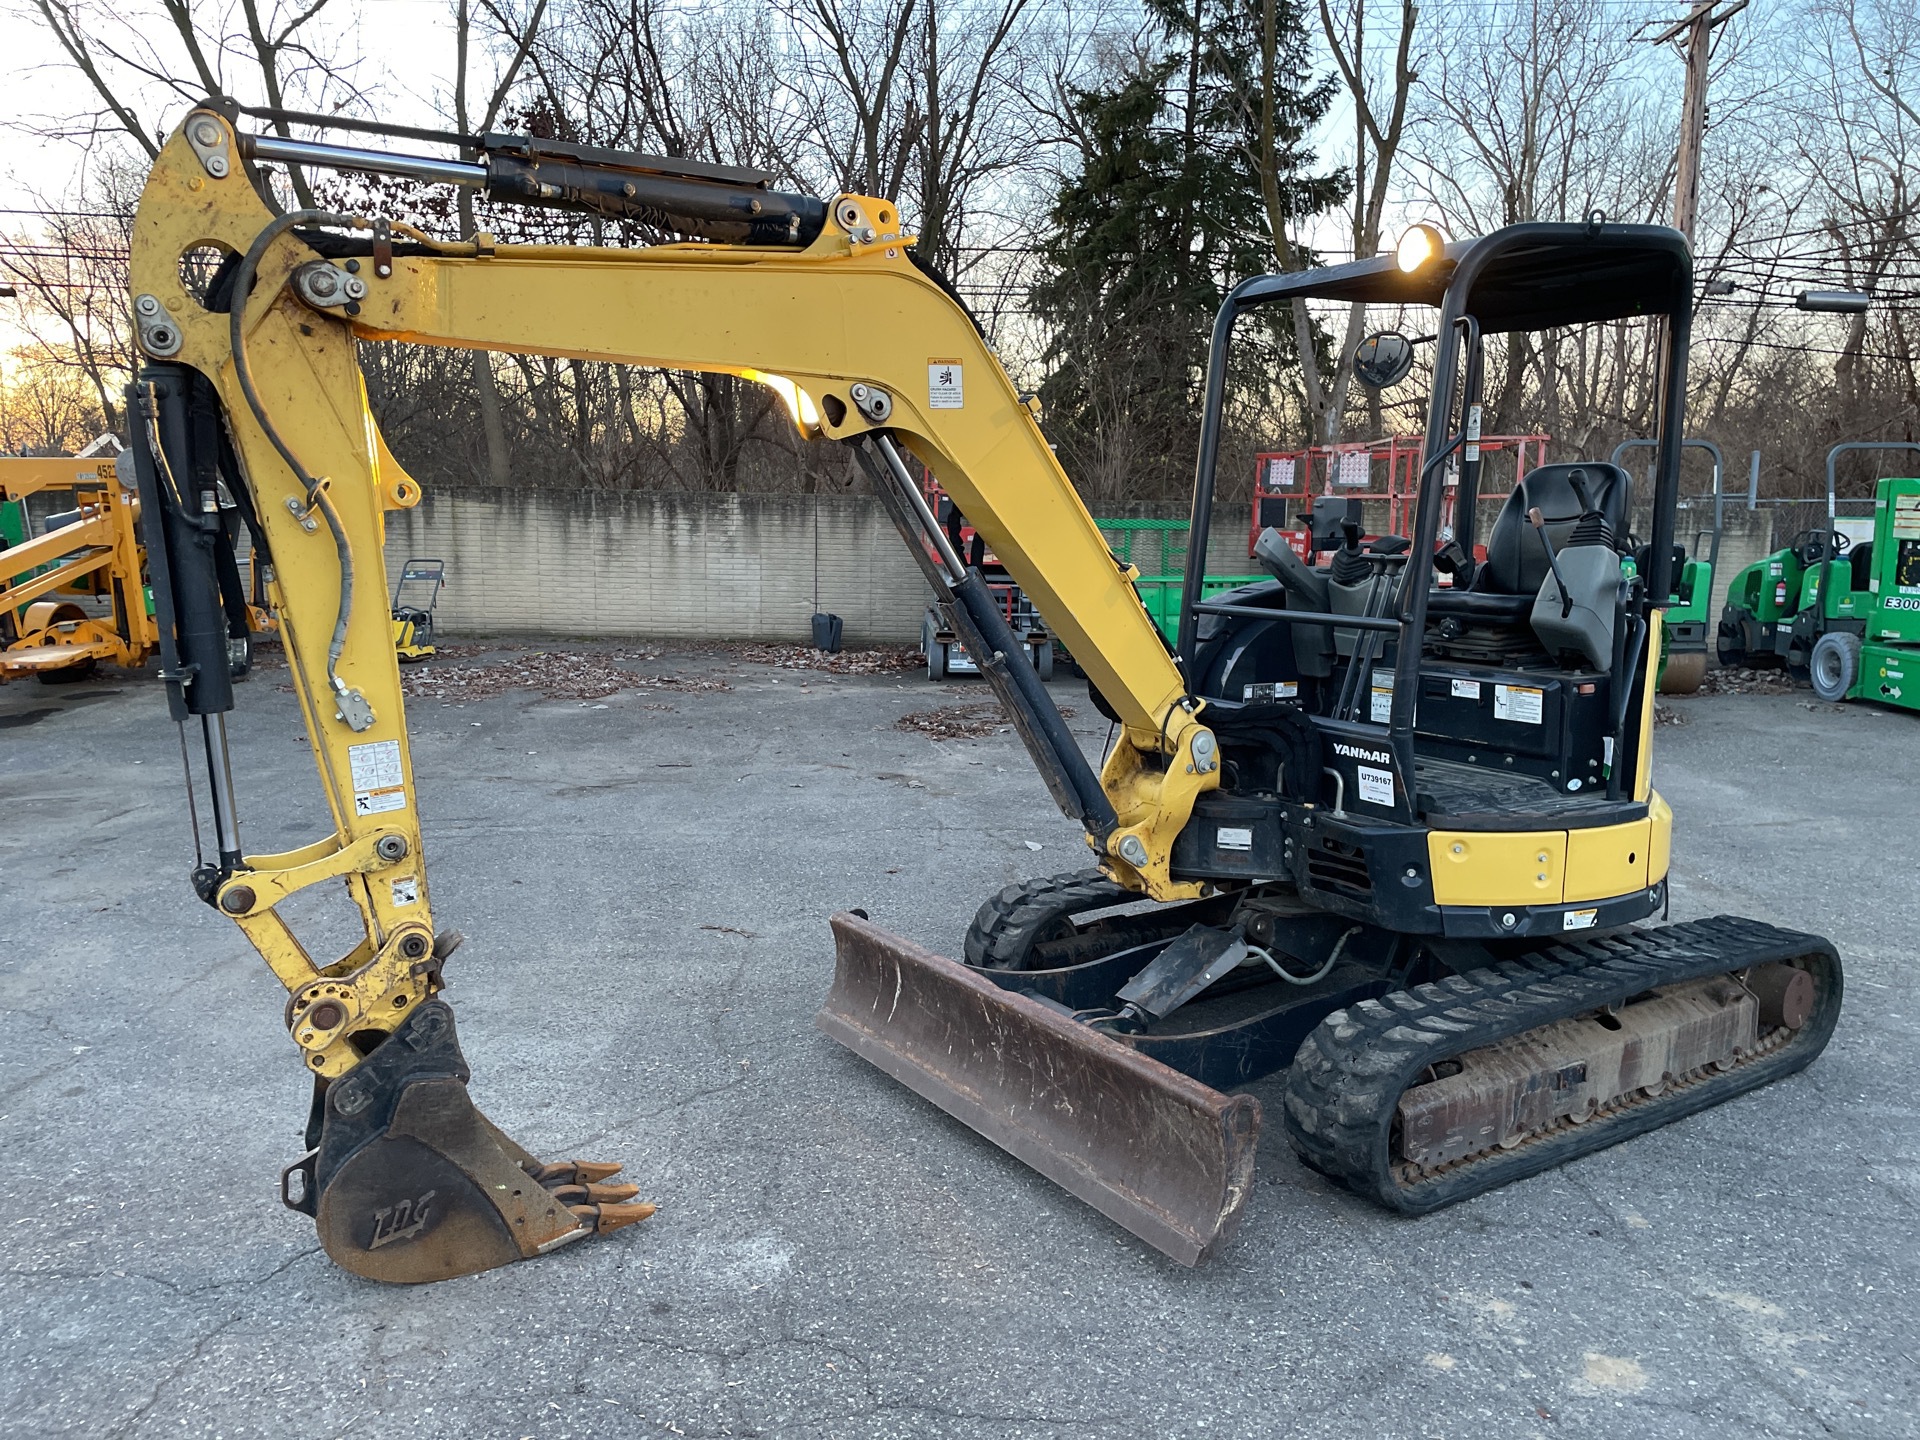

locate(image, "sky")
(1, 0), (466, 194)
(0, 0), (474, 352)
(0, 0), (1391, 364)
(0, 0), (1714, 369)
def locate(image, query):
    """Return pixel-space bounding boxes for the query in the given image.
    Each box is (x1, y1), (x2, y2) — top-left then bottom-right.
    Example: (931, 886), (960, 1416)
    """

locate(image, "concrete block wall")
(380, 487), (1774, 650)
(381, 489), (1259, 646)
(381, 489), (937, 645)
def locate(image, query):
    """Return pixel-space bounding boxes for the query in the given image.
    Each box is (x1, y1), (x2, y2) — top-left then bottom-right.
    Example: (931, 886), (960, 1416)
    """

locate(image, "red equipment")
(1251, 434), (1551, 559)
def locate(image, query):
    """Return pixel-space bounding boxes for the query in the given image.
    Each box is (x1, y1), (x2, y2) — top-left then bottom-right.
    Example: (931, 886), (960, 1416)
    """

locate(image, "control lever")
(1254, 527), (1329, 609)
(1528, 506), (1576, 618)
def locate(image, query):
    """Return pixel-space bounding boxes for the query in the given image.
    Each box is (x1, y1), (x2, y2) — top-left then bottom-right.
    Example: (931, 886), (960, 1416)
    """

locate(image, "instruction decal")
(348, 738), (408, 815)
(928, 359), (964, 409)
(1355, 764), (1394, 807)
(1494, 684), (1544, 724)
(1895, 494), (1920, 540)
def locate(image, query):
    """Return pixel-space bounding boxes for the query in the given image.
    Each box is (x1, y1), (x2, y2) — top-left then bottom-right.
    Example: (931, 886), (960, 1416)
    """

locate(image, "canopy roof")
(1233, 222), (1692, 333)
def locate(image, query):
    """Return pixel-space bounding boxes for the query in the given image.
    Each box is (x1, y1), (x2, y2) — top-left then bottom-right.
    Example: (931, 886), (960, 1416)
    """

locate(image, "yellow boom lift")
(1, 455), (159, 680)
(123, 102), (1842, 1282)
(2, 453), (271, 681)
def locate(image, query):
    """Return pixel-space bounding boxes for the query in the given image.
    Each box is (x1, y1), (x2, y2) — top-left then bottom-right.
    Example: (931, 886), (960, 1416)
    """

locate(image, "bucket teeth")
(569, 1201), (657, 1235)
(526, 1159), (624, 1185)
(546, 1180), (642, 1204)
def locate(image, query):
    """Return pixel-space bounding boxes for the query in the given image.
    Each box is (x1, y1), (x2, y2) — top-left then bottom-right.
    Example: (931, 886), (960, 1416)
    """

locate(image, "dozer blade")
(282, 1001), (653, 1284)
(817, 913), (1258, 1266)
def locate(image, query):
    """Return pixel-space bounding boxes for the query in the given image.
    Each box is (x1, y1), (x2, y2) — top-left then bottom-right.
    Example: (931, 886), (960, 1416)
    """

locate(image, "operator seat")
(1428, 462), (1633, 625)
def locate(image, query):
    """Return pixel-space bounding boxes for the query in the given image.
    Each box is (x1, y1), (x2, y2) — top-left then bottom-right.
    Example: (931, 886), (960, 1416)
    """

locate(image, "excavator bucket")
(817, 913), (1258, 1265)
(282, 1001), (653, 1284)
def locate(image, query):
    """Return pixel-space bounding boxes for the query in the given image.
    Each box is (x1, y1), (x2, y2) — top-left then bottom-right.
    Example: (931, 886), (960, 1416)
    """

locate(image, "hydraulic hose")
(1246, 925), (1357, 986)
(227, 208), (367, 701)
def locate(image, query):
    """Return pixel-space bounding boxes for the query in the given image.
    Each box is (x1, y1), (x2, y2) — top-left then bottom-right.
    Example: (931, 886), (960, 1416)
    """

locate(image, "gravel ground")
(1, 647), (1914, 1440)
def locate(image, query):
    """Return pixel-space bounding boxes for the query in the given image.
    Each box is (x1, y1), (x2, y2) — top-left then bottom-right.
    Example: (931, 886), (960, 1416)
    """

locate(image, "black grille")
(1306, 838), (1373, 898)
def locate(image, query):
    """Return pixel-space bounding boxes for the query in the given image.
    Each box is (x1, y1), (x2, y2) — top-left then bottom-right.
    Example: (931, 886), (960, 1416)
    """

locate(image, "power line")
(1694, 333), (1919, 362)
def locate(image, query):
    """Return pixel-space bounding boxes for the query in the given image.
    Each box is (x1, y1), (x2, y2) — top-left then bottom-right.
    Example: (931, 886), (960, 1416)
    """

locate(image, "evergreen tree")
(1031, 0), (1342, 507)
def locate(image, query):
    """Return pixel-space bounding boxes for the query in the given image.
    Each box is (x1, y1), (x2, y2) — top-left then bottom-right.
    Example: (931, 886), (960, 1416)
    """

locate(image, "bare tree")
(1781, 0), (1918, 431)
(1407, 2), (1668, 446)
(0, 161), (141, 430)
(0, 347), (110, 454)
(453, 0), (547, 486)
(1314, 0), (1418, 440)
(785, 0), (925, 201)
(21, 0), (363, 201)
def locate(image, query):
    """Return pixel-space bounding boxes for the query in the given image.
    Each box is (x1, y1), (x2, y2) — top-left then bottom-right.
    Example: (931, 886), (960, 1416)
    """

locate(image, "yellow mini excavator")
(124, 103), (1841, 1281)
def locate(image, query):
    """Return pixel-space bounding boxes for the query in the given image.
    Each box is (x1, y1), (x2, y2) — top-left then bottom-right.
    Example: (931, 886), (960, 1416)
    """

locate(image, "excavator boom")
(127, 106), (1235, 1278)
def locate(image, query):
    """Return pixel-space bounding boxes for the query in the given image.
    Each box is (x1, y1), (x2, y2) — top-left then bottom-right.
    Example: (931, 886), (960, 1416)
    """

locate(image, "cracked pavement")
(1, 650), (1915, 1439)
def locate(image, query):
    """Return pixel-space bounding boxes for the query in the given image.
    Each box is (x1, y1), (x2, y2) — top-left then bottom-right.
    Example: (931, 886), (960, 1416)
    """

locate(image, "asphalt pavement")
(1, 649), (1914, 1440)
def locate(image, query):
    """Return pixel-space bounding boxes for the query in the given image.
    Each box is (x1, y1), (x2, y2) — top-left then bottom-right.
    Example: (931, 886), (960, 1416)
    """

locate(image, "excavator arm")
(127, 107), (1221, 1280)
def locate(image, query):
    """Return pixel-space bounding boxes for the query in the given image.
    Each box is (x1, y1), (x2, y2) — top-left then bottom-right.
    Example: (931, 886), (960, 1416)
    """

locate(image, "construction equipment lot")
(1, 645), (1914, 1440)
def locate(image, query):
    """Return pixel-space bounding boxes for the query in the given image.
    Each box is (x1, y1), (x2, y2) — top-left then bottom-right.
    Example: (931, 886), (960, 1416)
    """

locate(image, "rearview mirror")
(1352, 331), (1415, 390)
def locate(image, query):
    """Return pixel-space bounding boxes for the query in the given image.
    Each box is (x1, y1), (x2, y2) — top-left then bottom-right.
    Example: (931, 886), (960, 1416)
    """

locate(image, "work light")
(1395, 223), (1445, 273)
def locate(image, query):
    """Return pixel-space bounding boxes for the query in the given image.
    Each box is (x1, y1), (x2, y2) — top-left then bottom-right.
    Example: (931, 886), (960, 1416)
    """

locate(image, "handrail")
(1610, 436), (1723, 571)
(1190, 602), (1402, 632)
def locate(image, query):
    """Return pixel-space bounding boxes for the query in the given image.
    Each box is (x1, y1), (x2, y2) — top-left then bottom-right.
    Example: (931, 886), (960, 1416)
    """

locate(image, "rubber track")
(1282, 916), (1844, 1214)
(963, 869), (1130, 969)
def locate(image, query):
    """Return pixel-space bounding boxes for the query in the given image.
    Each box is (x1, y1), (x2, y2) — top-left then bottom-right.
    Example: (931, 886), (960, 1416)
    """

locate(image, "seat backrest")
(1849, 541), (1875, 593)
(1479, 462), (1633, 597)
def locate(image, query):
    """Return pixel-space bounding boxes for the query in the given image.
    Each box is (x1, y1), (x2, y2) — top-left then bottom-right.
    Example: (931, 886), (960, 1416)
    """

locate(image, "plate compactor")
(127, 102), (1838, 1281)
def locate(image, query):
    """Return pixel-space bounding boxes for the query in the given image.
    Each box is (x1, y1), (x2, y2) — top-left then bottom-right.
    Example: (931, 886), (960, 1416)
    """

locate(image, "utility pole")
(1650, 0), (1748, 243)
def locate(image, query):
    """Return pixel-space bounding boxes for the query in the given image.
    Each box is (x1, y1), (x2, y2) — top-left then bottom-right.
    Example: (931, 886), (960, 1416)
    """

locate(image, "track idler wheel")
(283, 1001), (652, 1283)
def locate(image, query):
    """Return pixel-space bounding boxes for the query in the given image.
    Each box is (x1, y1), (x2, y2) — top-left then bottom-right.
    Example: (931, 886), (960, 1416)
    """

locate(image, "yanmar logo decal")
(1332, 741), (1393, 766)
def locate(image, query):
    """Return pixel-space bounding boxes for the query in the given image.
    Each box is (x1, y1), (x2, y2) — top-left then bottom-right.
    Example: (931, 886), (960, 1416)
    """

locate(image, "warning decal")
(1370, 668), (1394, 724)
(348, 738), (407, 815)
(1242, 680), (1299, 701)
(928, 360), (964, 409)
(1895, 494), (1920, 540)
